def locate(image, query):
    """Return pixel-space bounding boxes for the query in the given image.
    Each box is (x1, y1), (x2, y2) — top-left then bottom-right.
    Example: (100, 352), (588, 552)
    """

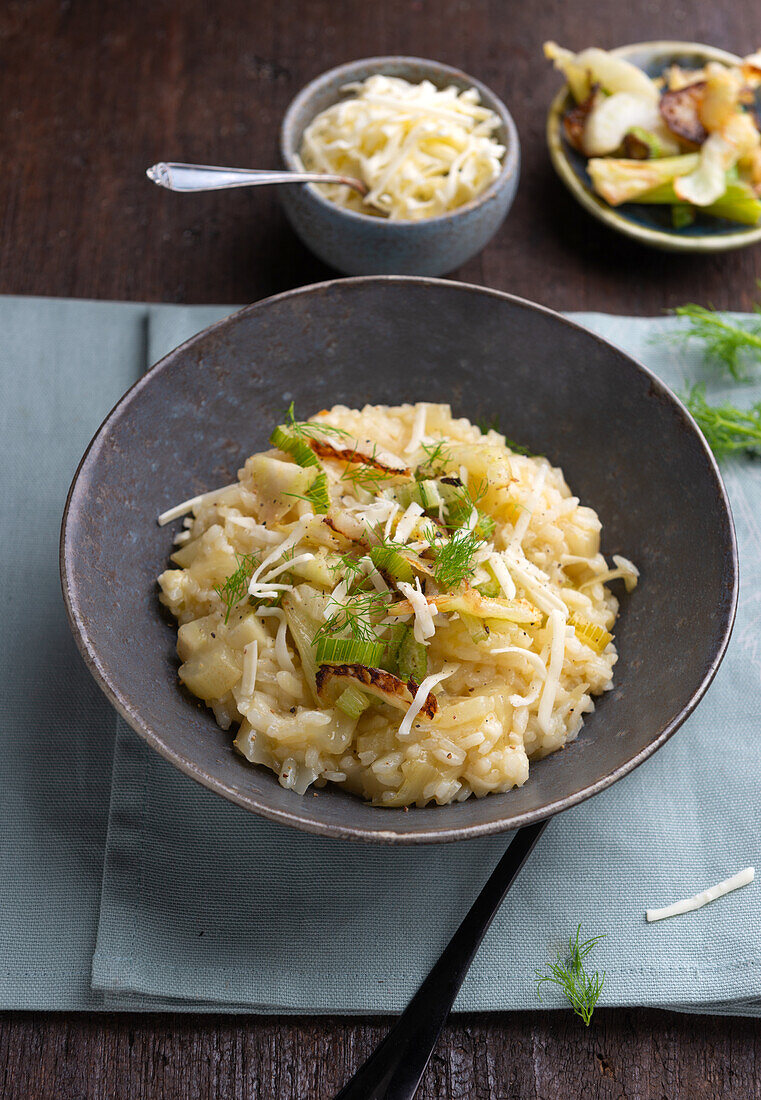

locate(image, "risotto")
(157, 403), (637, 808)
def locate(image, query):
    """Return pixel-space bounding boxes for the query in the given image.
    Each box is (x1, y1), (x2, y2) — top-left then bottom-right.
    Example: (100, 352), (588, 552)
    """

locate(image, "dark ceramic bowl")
(61, 277), (737, 844)
(547, 41), (761, 252)
(279, 57), (520, 275)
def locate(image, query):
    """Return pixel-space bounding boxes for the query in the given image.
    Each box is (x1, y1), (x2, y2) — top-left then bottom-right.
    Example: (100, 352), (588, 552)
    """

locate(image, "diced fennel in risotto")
(157, 404), (638, 808)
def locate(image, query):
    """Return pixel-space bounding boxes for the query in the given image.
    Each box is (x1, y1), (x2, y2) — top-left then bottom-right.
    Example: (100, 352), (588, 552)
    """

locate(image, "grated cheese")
(324, 578), (349, 618)
(488, 552), (516, 599)
(247, 520), (307, 597)
(240, 641), (258, 698)
(506, 550), (567, 616)
(298, 76), (506, 222)
(227, 515), (282, 545)
(612, 554), (640, 592)
(398, 664), (459, 740)
(260, 553), (314, 585)
(580, 555), (640, 594)
(255, 607), (296, 672)
(537, 609), (567, 734)
(360, 556), (392, 595)
(405, 403), (428, 454)
(157, 481), (238, 526)
(646, 867), (754, 922)
(509, 679), (542, 708)
(489, 645), (548, 679)
(348, 496), (399, 531)
(398, 578), (437, 645)
(396, 502), (425, 545)
(383, 500), (400, 540)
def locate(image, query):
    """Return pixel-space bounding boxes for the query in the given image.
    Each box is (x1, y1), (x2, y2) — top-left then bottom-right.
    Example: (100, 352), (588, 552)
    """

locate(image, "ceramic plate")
(61, 277), (737, 842)
(547, 41), (761, 252)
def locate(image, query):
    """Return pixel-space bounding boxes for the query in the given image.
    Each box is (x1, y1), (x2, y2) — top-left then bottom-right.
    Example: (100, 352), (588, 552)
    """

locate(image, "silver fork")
(146, 161), (369, 197)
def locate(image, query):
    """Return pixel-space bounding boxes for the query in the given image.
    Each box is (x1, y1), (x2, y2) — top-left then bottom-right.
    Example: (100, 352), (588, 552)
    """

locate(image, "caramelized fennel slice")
(315, 663), (438, 719)
(308, 437), (411, 476)
(660, 82), (707, 145)
(389, 587), (542, 626)
(563, 85), (604, 152)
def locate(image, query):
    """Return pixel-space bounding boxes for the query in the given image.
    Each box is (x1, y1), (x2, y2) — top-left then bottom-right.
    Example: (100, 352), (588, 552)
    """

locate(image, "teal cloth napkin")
(1, 297), (760, 1015)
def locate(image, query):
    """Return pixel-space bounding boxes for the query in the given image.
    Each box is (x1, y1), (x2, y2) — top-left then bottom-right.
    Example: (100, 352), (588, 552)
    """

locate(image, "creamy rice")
(158, 403), (636, 807)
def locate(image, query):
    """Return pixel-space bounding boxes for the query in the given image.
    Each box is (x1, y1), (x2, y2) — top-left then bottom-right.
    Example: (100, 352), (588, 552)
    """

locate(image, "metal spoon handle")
(145, 162), (368, 196)
(333, 818), (549, 1100)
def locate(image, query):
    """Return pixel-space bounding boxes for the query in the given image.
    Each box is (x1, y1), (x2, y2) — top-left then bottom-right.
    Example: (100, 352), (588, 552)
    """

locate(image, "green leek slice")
(369, 546), (415, 583)
(638, 175), (761, 223)
(445, 497), (495, 538)
(587, 153), (699, 205)
(396, 629), (428, 682)
(475, 512), (496, 539)
(315, 636), (386, 666)
(306, 470), (330, 514)
(270, 425), (320, 468)
(382, 623), (408, 673)
(436, 590), (542, 624)
(336, 685), (371, 719)
(393, 479), (443, 512)
(475, 578), (502, 600)
(568, 612), (612, 654)
(443, 495), (470, 528)
(459, 611), (490, 644)
(625, 126), (668, 159)
(671, 204), (696, 230)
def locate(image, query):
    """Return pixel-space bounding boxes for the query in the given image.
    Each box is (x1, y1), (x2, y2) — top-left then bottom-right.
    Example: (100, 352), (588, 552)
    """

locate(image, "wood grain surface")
(2, 1008), (761, 1100)
(2, 0), (761, 1097)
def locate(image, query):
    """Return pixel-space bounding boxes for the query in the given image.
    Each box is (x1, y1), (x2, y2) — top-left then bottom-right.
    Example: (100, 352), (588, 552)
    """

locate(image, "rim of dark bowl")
(279, 55), (520, 227)
(60, 276), (739, 844)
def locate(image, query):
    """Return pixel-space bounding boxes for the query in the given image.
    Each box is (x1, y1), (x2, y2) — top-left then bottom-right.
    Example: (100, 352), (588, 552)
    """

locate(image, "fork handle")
(145, 162), (367, 194)
(333, 818), (550, 1100)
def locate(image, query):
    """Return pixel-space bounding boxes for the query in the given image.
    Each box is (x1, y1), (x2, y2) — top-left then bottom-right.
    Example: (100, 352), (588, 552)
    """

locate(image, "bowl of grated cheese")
(279, 57), (520, 275)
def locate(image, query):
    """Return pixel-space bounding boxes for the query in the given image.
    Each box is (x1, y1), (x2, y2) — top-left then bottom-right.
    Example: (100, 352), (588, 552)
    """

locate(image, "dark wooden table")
(2, 1), (760, 1096)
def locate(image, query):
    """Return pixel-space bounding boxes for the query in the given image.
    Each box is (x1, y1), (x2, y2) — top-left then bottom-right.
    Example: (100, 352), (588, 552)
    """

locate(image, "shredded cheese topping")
(537, 609), (567, 733)
(405, 403), (428, 454)
(398, 665), (458, 740)
(646, 867), (755, 922)
(360, 556), (391, 595)
(297, 75), (506, 221)
(489, 645), (548, 679)
(254, 607), (295, 673)
(396, 502), (425, 545)
(506, 550), (567, 616)
(240, 641), (258, 698)
(248, 520), (307, 599)
(157, 481), (238, 526)
(488, 551), (517, 600)
(398, 578), (437, 645)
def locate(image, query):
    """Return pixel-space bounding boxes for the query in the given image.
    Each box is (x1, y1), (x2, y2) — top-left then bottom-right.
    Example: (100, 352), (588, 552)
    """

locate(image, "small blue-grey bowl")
(279, 56), (520, 276)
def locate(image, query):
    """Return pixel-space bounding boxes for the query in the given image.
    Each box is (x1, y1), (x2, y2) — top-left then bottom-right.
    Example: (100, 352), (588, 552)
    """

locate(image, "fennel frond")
(535, 924), (606, 1026)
